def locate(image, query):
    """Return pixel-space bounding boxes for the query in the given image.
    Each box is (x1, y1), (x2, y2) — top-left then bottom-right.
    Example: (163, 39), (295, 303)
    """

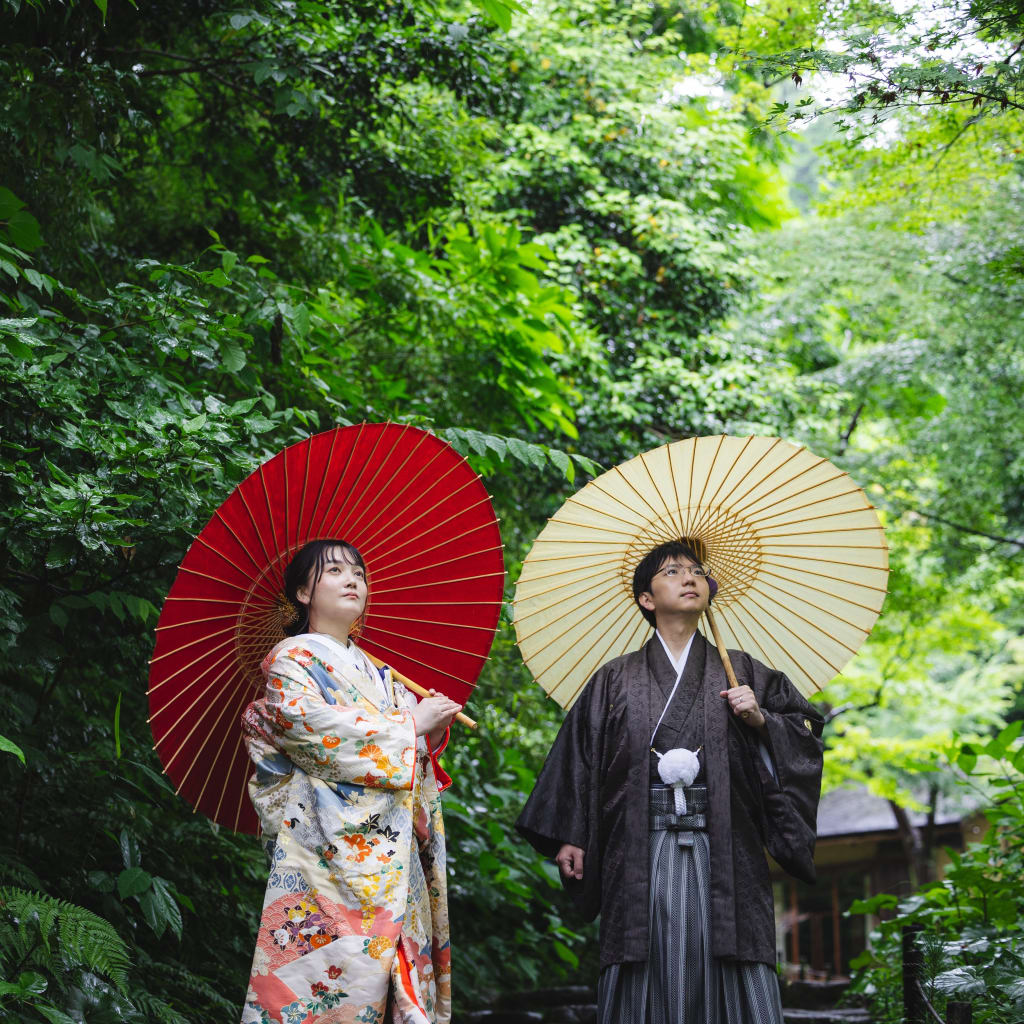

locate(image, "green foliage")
(747, 0), (1024, 137)
(0, 885), (133, 1021)
(442, 727), (596, 995)
(845, 724), (1024, 1024)
(1, 0), (1020, 1011)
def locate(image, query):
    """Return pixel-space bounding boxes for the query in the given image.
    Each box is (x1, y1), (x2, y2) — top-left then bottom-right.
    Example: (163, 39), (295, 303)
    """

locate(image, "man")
(516, 540), (824, 1023)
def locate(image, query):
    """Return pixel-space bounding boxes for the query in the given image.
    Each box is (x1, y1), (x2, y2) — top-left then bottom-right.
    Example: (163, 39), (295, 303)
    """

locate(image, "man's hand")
(412, 691), (462, 745)
(556, 843), (584, 880)
(720, 684), (765, 731)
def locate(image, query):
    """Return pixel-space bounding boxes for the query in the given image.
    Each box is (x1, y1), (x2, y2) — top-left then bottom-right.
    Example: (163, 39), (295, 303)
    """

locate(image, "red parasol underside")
(148, 423), (505, 833)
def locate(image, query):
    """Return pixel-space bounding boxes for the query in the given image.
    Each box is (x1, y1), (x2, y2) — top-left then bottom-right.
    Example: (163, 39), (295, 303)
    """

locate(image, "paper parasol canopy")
(513, 434), (889, 708)
(149, 422), (505, 833)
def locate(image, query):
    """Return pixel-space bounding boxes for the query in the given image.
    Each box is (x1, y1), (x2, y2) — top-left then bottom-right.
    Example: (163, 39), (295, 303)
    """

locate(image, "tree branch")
(836, 400), (864, 457)
(910, 508), (1024, 551)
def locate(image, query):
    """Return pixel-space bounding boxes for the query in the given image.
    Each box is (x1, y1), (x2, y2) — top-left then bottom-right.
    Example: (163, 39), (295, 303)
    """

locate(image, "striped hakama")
(597, 785), (784, 1024)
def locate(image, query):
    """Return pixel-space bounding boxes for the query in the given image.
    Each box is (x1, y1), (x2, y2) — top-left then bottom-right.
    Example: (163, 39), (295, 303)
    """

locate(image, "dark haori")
(516, 540), (825, 1024)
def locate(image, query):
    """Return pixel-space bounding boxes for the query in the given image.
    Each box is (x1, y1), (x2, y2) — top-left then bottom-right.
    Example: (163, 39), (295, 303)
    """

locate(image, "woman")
(240, 539), (462, 1024)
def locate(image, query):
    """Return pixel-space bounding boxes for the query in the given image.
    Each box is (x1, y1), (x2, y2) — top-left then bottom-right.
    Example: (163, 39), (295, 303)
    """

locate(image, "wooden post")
(946, 1002), (972, 1024)
(789, 880), (799, 965)
(902, 924), (925, 1024)
(831, 874), (842, 978)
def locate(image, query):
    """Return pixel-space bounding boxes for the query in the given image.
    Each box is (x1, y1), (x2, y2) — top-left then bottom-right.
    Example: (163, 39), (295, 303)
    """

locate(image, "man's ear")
(638, 591), (655, 612)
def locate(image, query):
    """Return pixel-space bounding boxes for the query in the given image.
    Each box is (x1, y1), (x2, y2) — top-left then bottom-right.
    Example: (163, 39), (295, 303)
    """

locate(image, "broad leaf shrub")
(0, 194), (597, 1018)
(845, 722), (1024, 1024)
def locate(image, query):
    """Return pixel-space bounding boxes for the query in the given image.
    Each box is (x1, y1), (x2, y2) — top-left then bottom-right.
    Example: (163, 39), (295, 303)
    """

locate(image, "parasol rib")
(191, 535), (281, 604)
(731, 589), (849, 670)
(148, 659), (237, 726)
(742, 489), (873, 527)
(744, 579), (873, 636)
(213, 507), (273, 577)
(713, 600), (820, 693)
(607, 463), (664, 522)
(756, 568), (885, 612)
(317, 420), (389, 541)
(353, 459), (469, 555)
(360, 624), (494, 661)
(156, 611), (239, 631)
(307, 421), (363, 540)
(515, 580), (628, 650)
(708, 440), (798, 518)
(731, 468), (850, 522)
(639, 450), (686, 540)
(360, 636), (475, 686)
(539, 601), (643, 688)
(555, 613), (650, 708)
(354, 472), (483, 552)
(367, 612), (500, 632)
(516, 569), (618, 606)
(212, 730), (248, 828)
(235, 483), (277, 569)
(369, 571), (505, 597)
(369, 543), (505, 585)
(338, 430), (442, 542)
(360, 499), (498, 566)
(148, 638), (235, 693)
(702, 435), (757, 511)
(728, 460), (840, 522)
(257, 461), (285, 572)
(300, 424), (339, 541)
(149, 622), (242, 667)
(514, 576), (627, 643)
(158, 665), (251, 777)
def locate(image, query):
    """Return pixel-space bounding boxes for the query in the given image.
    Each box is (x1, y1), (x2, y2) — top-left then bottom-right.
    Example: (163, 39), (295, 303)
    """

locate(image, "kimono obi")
(649, 784), (708, 841)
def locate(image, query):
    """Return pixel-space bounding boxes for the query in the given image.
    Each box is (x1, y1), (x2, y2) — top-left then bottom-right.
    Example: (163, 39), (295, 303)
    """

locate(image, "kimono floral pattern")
(240, 635), (451, 1024)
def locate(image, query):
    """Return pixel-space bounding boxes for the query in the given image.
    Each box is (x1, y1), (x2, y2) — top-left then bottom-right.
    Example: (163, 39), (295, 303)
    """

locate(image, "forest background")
(2, 0), (1023, 1021)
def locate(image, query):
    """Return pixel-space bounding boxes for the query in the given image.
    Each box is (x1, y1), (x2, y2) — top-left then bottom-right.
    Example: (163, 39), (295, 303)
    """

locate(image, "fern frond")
(0, 887), (131, 991)
(129, 990), (191, 1024)
(139, 955), (237, 1014)
(0, 854), (46, 892)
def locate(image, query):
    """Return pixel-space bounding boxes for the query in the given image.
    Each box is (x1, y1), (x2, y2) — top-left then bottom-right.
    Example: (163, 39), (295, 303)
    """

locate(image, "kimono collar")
(655, 630), (695, 682)
(293, 632), (394, 710)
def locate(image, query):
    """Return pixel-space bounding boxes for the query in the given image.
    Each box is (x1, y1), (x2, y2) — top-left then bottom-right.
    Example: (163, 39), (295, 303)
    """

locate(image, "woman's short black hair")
(631, 539), (708, 628)
(283, 539), (366, 636)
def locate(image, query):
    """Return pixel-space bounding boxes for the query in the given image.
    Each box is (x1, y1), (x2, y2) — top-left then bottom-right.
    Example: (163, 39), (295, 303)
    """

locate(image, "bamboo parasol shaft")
(704, 606), (740, 690)
(365, 652), (477, 729)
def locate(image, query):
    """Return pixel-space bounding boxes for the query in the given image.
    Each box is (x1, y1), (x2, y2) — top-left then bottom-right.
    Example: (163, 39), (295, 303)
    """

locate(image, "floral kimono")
(240, 633), (452, 1024)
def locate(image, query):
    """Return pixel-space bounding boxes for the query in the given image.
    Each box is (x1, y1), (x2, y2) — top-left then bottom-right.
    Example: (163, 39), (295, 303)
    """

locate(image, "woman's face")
(297, 546), (367, 629)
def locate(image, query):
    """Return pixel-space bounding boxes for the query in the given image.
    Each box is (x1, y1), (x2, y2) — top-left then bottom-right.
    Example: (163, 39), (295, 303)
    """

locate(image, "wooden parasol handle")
(364, 653), (477, 729)
(704, 606), (740, 690)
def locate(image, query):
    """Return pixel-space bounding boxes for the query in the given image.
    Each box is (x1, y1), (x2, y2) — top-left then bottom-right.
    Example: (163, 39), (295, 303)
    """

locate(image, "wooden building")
(771, 785), (986, 979)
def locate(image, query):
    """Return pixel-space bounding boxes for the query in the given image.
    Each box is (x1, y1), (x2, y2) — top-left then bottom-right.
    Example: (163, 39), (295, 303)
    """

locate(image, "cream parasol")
(513, 434), (888, 707)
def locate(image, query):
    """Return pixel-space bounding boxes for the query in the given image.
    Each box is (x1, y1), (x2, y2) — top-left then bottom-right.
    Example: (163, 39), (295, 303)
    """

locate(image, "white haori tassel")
(655, 747), (700, 816)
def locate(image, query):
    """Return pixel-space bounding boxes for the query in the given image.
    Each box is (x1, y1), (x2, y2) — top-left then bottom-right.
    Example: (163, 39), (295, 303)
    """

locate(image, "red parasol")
(148, 423), (505, 833)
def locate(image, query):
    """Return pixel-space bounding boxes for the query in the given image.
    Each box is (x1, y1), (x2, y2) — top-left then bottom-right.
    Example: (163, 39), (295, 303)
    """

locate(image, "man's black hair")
(283, 539), (366, 636)
(632, 539), (708, 628)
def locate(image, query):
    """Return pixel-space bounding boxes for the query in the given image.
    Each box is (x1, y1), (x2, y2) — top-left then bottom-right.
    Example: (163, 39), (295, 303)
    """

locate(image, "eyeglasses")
(654, 563), (712, 579)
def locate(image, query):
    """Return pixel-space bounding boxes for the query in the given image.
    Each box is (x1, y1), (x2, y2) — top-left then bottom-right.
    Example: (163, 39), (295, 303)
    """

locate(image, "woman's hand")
(412, 691), (462, 745)
(720, 684), (766, 731)
(556, 843), (584, 880)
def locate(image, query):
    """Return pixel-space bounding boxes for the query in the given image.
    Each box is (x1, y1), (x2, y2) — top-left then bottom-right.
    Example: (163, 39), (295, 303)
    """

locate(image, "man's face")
(639, 557), (711, 622)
